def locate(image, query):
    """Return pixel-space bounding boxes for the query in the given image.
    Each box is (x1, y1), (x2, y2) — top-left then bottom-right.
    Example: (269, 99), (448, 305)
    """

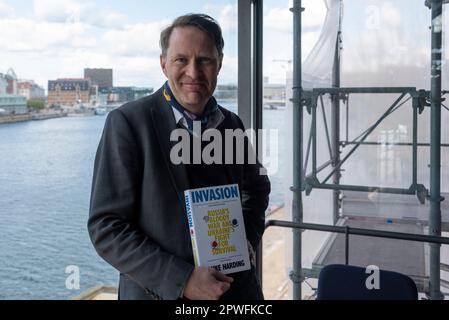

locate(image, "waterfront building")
(0, 94), (28, 115)
(263, 83), (286, 101)
(84, 68), (113, 90)
(47, 79), (90, 107)
(97, 87), (153, 104)
(89, 85), (99, 106)
(0, 76), (6, 94)
(0, 68), (18, 95)
(132, 87), (154, 100)
(214, 84), (237, 101)
(18, 80), (45, 100)
(213, 83), (286, 102)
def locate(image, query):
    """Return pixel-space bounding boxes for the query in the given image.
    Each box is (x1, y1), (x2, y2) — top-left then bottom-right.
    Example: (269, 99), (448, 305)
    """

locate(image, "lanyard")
(163, 81), (218, 131)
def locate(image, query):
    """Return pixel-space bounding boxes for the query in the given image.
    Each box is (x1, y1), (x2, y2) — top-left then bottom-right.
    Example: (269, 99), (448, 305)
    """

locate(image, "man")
(88, 13), (270, 300)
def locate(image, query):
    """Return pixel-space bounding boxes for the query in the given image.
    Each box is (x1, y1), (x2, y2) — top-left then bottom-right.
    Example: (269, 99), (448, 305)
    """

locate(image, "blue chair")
(316, 264), (418, 300)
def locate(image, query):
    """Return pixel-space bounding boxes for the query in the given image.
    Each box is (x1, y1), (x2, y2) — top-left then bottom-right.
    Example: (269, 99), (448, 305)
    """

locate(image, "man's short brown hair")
(160, 13), (224, 57)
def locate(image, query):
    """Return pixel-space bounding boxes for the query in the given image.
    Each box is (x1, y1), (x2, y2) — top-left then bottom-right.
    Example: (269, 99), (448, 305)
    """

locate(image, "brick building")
(84, 68), (113, 89)
(47, 79), (90, 107)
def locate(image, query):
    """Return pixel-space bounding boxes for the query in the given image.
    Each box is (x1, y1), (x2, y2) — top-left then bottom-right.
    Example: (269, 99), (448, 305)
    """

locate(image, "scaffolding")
(286, 0), (448, 300)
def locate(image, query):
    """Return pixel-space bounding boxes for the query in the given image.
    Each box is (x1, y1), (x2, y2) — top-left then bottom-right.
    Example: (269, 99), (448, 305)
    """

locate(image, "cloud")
(0, 18), (90, 52)
(33, 0), (127, 30)
(219, 4), (237, 32)
(263, 0), (326, 83)
(58, 51), (163, 86)
(92, 11), (128, 29)
(299, 0), (330, 28)
(1, 0), (333, 90)
(264, 7), (292, 33)
(33, 0), (91, 23)
(0, 45), (164, 88)
(101, 20), (170, 57)
(0, 0), (169, 88)
(265, 0), (327, 33)
(0, 15), (167, 57)
(0, 1), (14, 17)
(263, 30), (320, 84)
(219, 55), (238, 84)
(201, 0), (327, 84)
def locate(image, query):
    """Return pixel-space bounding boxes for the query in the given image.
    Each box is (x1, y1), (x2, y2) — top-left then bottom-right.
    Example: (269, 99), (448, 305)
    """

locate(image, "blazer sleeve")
(88, 109), (193, 300)
(235, 116), (271, 250)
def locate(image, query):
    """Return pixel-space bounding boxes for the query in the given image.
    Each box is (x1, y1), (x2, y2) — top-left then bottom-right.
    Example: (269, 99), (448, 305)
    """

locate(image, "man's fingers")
(212, 279), (231, 298)
(210, 268), (234, 283)
(220, 281), (231, 292)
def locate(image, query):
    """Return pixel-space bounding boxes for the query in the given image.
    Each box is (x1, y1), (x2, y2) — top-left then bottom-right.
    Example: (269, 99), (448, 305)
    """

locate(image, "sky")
(0, 0), (327, 91)
(1, 0), (447, 92)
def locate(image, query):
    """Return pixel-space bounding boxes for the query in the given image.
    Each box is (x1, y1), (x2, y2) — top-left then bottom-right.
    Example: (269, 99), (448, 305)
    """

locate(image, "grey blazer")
(88, 87), (270, 300)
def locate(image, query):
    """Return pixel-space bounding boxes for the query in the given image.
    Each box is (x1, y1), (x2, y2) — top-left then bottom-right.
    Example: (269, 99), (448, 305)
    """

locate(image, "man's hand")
(183, 266), (234, 300)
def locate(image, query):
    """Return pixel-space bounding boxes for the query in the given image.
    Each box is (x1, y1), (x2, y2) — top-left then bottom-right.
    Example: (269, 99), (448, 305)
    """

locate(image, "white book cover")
(184, 183), (251, 274)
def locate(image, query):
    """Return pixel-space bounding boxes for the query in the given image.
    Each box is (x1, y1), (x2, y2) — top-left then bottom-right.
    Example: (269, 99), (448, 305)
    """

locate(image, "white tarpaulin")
(284, 0), (449, 271)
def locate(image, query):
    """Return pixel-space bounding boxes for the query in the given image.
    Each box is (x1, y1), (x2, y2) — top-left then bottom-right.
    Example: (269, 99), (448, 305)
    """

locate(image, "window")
(0, 1), (237, 300)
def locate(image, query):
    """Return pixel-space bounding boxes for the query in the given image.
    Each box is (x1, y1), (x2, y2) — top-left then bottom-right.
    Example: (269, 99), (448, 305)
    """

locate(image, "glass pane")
(0, 1), (237, 299)
(262, 0), (328, 299)
(263, 0), (449, 300)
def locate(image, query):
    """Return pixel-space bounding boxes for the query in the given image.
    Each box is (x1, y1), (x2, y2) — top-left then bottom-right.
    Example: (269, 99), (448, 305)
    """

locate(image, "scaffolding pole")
(291, 0), (304, 300)
(331, 2), (343, 225)
(253, 0), (264, 287)
(428, 0), (444, 300)
(290, 0), (446, 300)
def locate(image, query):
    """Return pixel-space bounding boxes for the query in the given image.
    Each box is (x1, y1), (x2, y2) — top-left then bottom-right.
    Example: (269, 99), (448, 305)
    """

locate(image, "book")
(184, 183), (251, 274)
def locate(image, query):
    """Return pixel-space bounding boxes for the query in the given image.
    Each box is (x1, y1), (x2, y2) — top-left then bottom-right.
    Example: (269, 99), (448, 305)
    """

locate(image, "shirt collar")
(171, 105), (187, 127)
(170, 105), (225, 131)
(163, 81), (224, 131)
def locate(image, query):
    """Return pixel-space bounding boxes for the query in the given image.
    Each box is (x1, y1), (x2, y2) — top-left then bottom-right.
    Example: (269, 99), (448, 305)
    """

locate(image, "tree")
(27, 99), (45, 111)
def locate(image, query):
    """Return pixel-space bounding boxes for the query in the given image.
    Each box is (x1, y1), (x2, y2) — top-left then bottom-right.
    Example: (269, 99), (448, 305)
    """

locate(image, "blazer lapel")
(151, 88), (190, 205)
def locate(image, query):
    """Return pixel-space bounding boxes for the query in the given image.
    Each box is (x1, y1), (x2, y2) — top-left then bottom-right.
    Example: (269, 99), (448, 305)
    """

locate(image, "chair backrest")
(316, 264), (418, 300)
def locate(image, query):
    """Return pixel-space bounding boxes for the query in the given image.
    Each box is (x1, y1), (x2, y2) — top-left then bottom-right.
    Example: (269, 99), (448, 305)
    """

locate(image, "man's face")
(160, 26), (222, 115)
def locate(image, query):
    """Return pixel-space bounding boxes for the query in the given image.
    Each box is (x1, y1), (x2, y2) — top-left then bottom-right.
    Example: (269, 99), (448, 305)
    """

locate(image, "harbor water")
(0, 104), (287, 299)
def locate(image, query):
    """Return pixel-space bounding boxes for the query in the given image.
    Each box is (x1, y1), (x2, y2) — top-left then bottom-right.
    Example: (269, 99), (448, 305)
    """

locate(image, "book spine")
(184, 191), (200, 267)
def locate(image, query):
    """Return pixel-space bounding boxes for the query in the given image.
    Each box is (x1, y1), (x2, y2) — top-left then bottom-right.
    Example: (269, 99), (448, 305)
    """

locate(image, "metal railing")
(289, 0), (447, 300)
(266, 219), (449, 265)
(265, 219), (449, 296)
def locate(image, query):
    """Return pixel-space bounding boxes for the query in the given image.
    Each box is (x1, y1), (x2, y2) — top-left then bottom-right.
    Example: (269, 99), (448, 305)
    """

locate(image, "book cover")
(184, 184), (251, 274)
